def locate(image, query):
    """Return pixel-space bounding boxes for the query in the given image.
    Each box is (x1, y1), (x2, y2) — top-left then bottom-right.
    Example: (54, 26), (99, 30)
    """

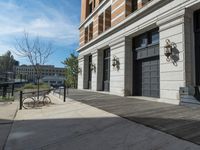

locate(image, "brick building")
(77, 0), (200, 104)
(16, 65), (65, 82)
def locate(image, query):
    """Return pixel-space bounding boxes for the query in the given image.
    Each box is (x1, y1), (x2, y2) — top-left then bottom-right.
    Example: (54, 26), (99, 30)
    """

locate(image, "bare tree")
(15, 31), (53, 98)
(15, 31), (53, 80)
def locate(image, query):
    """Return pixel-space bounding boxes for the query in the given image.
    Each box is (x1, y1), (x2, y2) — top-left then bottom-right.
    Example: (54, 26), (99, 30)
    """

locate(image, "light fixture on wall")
(164, 39), (173, 61)
(78, 67), (82, 74)
(78, 68), (82, 74)
(91, 63), (96, 72)
(112, 55), (120, 70)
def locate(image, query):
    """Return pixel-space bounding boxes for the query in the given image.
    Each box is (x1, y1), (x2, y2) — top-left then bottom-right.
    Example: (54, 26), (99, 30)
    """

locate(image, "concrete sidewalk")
(0, 101), (18, 150)
(4, 94), (200, 150)
(64, 89), (200, 145)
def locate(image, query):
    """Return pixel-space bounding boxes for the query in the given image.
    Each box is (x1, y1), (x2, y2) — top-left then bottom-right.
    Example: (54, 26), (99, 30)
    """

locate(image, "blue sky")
(0, 0), (81, 67)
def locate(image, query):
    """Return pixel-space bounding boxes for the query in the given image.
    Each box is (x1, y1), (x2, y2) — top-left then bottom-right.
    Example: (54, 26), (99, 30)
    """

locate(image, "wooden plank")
(66, 89), (200, 145)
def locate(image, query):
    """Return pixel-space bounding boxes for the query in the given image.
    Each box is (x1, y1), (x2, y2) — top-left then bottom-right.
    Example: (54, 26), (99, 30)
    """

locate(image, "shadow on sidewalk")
(3, 116), (200, 150)
(63, 89), (200, 147)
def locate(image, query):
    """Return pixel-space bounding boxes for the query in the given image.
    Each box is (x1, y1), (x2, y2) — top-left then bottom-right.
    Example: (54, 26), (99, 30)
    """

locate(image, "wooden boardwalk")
(66, 89), (200, 145)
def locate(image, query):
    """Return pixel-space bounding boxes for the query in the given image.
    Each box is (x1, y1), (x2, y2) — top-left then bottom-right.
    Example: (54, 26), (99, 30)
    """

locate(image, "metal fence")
(19, 89), (51, 110)
(0, 83), (15, 101)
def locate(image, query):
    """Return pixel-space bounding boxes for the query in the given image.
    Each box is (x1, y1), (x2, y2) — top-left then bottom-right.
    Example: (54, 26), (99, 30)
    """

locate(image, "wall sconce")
(112, 55), (120, 70)
(164, 39), (173, 61)
(90, 63), (96, 72)
(78, 67), (82, 74)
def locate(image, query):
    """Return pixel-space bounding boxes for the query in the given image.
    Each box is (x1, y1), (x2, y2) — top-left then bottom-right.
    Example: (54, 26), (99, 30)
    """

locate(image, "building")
(77, 0), (200, 104)
(42, 75), (65, 87)
(16, 65), (65, 82)
(0, 72), (15, 83)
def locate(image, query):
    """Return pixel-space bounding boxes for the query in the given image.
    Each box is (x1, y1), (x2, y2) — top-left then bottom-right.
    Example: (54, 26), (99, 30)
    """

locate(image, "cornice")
(77, 0), (168, 52)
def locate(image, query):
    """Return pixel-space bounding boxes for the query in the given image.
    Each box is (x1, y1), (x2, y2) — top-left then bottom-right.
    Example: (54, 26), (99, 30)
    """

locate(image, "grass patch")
(23, 83), (36, 89)
(0, 96), (14, 102)
(22, 83), (50, 90)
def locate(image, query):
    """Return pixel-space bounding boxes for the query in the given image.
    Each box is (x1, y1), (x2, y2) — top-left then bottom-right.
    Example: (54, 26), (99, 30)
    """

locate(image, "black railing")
(19, 89), (51, 110)
(52, 85), (68, 102)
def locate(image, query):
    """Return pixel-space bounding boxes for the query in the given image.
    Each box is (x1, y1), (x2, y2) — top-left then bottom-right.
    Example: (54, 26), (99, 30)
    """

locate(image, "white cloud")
(0, 0), (79, 56)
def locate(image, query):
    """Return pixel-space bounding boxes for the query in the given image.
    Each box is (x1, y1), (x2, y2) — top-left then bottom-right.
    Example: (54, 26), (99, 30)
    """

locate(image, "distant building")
(16, 65), (65, 82)
(0, 72), (15, 83)
(42, 75), (65, 87)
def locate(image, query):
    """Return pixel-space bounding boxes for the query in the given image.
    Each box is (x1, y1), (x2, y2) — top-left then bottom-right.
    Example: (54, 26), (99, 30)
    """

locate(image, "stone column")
(124, 36), (133, 96)
(157, 9), (186, 104)
(109, 37), (126, 96)
(91, 50), (98, 91)
(78, 56), (84, 89)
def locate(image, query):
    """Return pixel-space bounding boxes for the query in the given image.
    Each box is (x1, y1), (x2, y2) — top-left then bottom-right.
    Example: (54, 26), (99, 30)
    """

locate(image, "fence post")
(11, 83), (14, 97)
(64, 84), (66, 102)
(19, 91), (23, 110)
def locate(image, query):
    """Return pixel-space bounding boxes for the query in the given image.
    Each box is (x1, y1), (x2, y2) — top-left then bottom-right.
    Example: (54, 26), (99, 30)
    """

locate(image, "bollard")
(64, 84), (66, 102)
(19, 91), (23, 110)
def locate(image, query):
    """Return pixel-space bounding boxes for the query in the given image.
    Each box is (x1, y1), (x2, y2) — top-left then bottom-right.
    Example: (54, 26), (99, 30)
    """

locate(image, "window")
(135, 29), (159, 49)
(103, 49), (110, 81)
(94, 0), (96, 8)
(89, 2), (92, 15)
(132, 0), (138, 12)
(84, 27), (88, 43)
(98, 13), (104, 35)
(149, 30), (159, 44)
(135, 34), (147, 49)
(89, 23), (93, 41)
(104, 6), (111, 31)
(88, 55), (92, 80)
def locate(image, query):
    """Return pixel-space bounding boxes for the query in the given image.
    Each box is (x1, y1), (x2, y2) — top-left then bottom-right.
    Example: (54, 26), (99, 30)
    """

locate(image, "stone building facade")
(16, 65), (65, 82)
(78, 0), (200, 104)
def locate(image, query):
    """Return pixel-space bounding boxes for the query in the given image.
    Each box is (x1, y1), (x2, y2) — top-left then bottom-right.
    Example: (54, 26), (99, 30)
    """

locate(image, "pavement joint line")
(6, 92), (200, 149)
(0, 122), (13, 125)
(34, 119), (127, 150)
(3, 102), (19, 150)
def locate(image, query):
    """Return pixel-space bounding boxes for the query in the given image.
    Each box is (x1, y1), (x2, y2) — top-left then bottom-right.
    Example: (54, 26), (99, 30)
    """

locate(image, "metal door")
(136, 56), (160, 97)
(194, 10), (200, 85)
(88, 55), (92, 89)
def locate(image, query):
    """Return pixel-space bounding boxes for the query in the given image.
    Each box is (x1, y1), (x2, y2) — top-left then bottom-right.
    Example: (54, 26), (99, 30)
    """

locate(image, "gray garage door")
(136, 56), (160, 98)
(134, 43), (160, 98)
